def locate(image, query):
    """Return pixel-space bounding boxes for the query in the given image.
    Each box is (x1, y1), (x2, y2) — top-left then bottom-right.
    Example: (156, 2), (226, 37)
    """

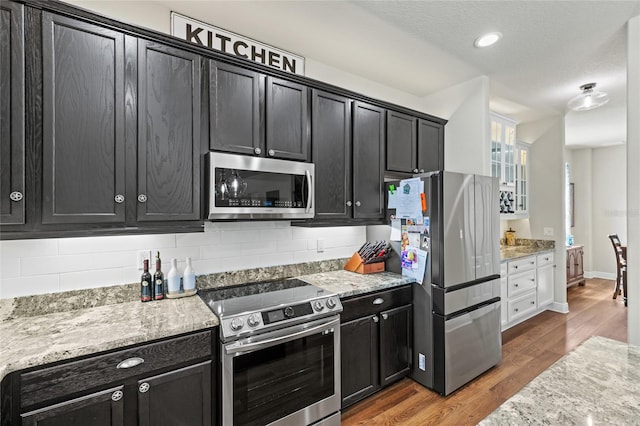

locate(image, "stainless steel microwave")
(207, 152), (315, 220)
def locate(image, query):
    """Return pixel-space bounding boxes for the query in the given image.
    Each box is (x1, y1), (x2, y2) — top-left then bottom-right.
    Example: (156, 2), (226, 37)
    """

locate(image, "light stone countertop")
(0, 296), (218, 381)
(479, 336), (640, 425)
(500, 245), (555, 262)
(0, 268), (412, 382)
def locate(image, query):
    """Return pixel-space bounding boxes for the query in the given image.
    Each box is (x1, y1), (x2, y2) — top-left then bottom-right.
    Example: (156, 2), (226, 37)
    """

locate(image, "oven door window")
(232, 332), (334, 426)
(214, 167), (308, 209)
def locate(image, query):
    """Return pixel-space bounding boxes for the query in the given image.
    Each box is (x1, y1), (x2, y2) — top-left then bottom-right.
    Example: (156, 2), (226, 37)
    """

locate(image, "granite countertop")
(0, 296), (218, 381)
(500, 245), (555, 262)
(0, 266), (412, 382)
(479, 336), (640, 424)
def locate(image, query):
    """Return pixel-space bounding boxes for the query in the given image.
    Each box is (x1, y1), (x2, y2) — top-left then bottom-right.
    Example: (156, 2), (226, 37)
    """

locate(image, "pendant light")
(567, 83), (609, 111)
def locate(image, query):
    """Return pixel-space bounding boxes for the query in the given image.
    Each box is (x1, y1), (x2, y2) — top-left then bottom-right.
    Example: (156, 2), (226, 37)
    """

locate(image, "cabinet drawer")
(20, 331), (212, 408)
(341, 285), (412, 323)
(507, 291), (537, 323)
(537, 252), (554, 267)
(507, 269), (536, 297)
(507, 256), (537, 274)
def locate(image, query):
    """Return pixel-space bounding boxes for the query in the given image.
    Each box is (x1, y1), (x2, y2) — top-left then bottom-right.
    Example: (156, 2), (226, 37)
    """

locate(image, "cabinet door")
(537, 264), (554, 307)
(576, 247), (584, 278)
(21, 386), (124, 426)
(137, 40), (201, 222)
(266, 76), (309, 161)
(417, 119), (444, 173)
(341, 315), (378, 409)
(138, 361), (211, 426)
(41, 13), (125, 224)
(209, 61), (263, 156)
(379, 304), (412, 387)
(352, 101), (385, 220)
(386, 111), (417, 173)
(311, 89), (351, 220)
(0, 1), (25, 225)
(566, 249), (576, 283)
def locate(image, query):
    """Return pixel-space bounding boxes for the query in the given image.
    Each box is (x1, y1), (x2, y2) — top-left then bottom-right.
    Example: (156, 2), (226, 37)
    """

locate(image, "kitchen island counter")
(298, 269), (415, 298)
(0, 296), (217, 382)
(480, 336), (640, 424)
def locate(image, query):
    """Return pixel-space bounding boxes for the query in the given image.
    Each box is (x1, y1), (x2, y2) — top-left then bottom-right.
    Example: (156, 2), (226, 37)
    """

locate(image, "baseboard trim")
(548, 302), (569, 314)
(585, 271), (615, 280)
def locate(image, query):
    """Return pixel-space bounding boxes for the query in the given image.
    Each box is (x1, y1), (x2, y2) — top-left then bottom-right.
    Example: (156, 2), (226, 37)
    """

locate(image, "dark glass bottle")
(140, 259), (152, 302)
(153, 252), (165, 300)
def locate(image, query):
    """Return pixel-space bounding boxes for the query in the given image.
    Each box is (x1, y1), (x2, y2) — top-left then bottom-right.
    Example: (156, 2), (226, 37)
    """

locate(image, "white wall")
(422, 76), (490, 175)
(0, 223), (365, 299)
(627, 15), (640, 346)
(517, 116), (568, 309)
(568, 148), (594, 272)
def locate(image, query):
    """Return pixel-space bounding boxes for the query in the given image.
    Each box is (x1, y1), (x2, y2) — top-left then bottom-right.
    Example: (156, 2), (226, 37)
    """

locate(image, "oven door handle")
(225, 316), (339, 356)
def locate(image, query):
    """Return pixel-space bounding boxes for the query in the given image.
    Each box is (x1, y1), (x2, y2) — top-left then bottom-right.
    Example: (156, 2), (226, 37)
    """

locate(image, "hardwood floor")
(341, 278), (628, 425)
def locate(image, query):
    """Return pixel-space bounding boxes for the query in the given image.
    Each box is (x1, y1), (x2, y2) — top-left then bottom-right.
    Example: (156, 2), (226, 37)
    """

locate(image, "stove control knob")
(230, 318), (244, 331)
(314, 300), (325, 311)
(284, 306), (295, 318)
(326, 297), (337, 310)
(247, 314), (260, 327)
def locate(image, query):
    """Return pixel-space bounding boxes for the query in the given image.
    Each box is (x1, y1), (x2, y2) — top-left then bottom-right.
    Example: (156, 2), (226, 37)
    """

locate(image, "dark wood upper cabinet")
(209, 60), (263, 156)
(41, 13), (126, 225)
(266, 76), (310, 161)
(137, 40), (201, 222)
(352, 101), (385, 220)
(0, 2), (25, 226)
(311, 89), (351, 220)
(386, 111), (417, 174)
(418, 118), (444, 173)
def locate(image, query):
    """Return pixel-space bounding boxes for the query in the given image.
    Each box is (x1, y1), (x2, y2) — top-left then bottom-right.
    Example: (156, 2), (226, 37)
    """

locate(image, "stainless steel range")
(199, 278), (343, 426)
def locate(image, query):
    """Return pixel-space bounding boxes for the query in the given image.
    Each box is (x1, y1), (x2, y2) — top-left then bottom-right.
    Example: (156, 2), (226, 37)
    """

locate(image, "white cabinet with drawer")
(501, 250), (555, 330)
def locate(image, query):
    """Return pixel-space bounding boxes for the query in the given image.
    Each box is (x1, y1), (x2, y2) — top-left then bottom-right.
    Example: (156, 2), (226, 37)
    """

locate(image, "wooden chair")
(607, 234), (627, 306)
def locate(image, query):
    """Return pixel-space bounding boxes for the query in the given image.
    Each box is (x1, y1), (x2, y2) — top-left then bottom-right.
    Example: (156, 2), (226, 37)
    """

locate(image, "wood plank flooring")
(341, 278), (628, 425)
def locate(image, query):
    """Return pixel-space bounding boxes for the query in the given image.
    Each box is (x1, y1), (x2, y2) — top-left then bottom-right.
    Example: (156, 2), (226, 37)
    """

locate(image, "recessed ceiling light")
(474, 32), (503, 48)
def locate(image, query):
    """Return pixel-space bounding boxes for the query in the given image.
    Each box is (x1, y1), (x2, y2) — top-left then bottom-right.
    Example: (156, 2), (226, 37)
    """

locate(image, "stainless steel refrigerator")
(369, 171), (502, 395)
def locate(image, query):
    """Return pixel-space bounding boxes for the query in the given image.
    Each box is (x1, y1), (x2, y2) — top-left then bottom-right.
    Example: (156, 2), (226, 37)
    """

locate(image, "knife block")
(344, 252), (385, 274)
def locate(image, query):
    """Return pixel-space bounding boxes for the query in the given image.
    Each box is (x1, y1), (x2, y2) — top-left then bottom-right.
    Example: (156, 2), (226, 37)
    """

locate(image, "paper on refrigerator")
(393, 177), (423, 219)
(402, 248), (428, 284)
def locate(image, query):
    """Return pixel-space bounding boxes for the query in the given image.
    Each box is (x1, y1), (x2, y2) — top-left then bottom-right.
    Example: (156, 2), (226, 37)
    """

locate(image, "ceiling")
(112, 0), (640, 148)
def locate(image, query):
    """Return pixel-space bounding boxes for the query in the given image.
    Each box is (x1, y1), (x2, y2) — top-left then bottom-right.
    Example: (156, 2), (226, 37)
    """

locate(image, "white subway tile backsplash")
(0, 239), (58, 259)
(60, 269), (125, 292)
(58, 234), (176, 255)
(0, 274), (60, 299)
(1, 222), (367, 299)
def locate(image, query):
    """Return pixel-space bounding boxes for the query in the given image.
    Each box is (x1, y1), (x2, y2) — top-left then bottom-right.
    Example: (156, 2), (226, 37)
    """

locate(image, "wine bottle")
(167, 258), (180, 294)
(153, 252), (164, 300)
(140, 259), (152, 302)
(183, 257), (196, 291)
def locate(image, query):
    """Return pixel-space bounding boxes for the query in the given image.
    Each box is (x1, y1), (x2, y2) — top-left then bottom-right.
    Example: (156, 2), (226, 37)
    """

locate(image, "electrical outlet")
(543, 227), (554, 237)
(137, 250), (152, 270)
(317, 238), (325, 253)
(419, 353), (426, 371)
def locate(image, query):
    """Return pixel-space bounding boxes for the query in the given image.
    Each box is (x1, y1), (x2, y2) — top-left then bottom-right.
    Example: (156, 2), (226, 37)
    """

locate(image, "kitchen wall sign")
(171, 12), (305, 75)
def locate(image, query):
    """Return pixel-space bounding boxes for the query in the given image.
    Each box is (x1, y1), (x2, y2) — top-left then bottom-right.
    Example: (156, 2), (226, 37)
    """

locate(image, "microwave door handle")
(305, 170), (313, 213)
(225, 317), (338, 356)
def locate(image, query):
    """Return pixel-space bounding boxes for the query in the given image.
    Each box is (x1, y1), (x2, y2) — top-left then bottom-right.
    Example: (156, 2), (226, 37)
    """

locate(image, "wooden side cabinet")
(567, 245), (585, 287)
(340, 285), (412, 409)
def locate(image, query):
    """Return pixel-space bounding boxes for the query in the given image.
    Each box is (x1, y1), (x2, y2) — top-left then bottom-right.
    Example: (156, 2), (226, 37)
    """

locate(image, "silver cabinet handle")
(373, 298), (384, 305)
(372, 315), (379, 323)
(114, 194), (124, 204)
(9, 191), (23, 202)
(111, 390), (123, 402)
(116, 357), (144, 369)
(254, 147), (262, 155)
(346, 201), (352, 207)
(268, 149), (275, 157)
(139, 382), (150, 393)
(413, 169), (419, 173)
(381, 313), (388, 320)
(419, 169), (425, 173)
(355, 201), (361, 207)
(137, 194), (147, 203)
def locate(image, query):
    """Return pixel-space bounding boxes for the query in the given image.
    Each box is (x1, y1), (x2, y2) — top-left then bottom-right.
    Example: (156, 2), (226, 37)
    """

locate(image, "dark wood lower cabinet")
(340, 286), (413, 409)
(21, 386), (124, 426)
